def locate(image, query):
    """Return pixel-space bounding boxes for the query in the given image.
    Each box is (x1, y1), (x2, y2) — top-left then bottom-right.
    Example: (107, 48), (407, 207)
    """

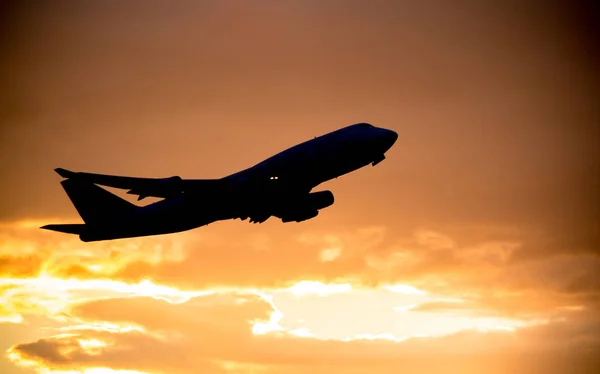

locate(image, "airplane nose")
(379, 128), (398, 151)
(387, 129), (398, 145)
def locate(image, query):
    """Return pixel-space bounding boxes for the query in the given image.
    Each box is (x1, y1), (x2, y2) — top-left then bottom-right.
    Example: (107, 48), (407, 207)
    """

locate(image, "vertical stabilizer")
(60, 178), (137, 223)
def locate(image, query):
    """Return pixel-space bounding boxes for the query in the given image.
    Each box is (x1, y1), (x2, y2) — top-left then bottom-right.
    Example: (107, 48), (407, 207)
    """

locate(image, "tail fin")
(60, 178), (137, 224)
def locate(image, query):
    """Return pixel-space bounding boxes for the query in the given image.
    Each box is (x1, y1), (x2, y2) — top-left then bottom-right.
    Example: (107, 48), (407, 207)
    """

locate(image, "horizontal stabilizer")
(41, 224), (85, 235)
(52, 167), (227, 200)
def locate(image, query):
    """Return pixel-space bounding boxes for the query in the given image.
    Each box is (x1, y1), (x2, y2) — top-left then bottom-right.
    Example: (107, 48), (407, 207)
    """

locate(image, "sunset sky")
(1, 1), (599, 373)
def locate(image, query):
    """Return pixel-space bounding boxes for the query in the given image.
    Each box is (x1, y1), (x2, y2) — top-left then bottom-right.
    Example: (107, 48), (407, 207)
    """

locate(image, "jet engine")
(306, 190), (335, 210)
(281, 209), (318, 223)
(279, 190), (334, 223)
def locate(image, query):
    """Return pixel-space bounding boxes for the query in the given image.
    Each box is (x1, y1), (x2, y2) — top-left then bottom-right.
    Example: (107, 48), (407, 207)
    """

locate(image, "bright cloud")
(2, 222), (599, 374)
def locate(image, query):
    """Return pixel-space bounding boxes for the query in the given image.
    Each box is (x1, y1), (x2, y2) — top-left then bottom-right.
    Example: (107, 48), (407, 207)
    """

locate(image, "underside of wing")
(54, 168), (223, 200)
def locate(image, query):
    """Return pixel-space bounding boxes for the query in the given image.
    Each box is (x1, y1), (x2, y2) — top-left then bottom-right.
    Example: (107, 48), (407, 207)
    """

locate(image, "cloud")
(72, 294), (272, 337)
(8, 293), (600, 374)
(0, 255), (42, 278)
(408, 300), (473, 312)
(0, 221), (190, 280)
(1, 221), (598, 374)
(2, 219), (599, 374)
(8, 294), (273, 374)
(2, 221), (599, 318)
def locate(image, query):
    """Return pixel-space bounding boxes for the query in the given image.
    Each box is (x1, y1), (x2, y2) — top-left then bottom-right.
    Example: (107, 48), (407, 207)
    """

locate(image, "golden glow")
(214, 361), (267, 373)
(251, 291), (285, 335)
(0, 314), (23, 324)
(76, 338), (109, 353)
(0, 221), (563, 374)
(7, 350), (38, 368)
(281, 281), (353, 296)
(57, 321), (147, 335)
(0, 274), (216, 317)
(319, 247), (341, 262)
(2, 2), (599, 372)
(342, 333), (410, 342)
(0, 246), (587, 374)
(384, 284), (428, 295)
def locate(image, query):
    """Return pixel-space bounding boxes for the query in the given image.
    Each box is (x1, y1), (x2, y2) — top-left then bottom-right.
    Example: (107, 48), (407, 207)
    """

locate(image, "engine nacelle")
(306, 190), (335, 210)
(279, 190), (334, 223)
(281, 209), (318, 223)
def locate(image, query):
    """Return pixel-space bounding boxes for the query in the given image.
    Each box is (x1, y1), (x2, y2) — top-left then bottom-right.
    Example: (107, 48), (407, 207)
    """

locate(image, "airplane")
(41, 123), (398, 242)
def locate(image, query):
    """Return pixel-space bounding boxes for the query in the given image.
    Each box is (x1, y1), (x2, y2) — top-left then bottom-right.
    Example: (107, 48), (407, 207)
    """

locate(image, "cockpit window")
(356, 123), (373, 129)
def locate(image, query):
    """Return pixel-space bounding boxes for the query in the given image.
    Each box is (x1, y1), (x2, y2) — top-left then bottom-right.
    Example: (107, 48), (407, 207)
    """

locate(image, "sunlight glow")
(87, 265), (104, 272)
(282, 281), (353, 296)
(7, 350), (39, 368)
(288, 327), (317, 338)
(215, 361), (268, 373)
(77, 338), (109, 353)
(0, 314), (23, 323)
(251, 291), (285, 335)
(57, 321), (147, 335)
(320, 247), (341, 262)
(384, 284), (428, 295)
(342, 333), (410, 342)
(392, 303), (419, 312)
(2, 266), (539, 373)
(0, 274), (216, 318)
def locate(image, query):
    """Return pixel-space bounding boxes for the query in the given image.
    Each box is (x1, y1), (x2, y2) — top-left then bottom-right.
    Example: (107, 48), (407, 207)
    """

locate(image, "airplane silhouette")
(42, 123), (398, 242)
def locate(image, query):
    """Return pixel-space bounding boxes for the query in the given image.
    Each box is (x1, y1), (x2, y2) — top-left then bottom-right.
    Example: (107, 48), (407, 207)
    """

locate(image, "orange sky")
(1, 1), (599, 373)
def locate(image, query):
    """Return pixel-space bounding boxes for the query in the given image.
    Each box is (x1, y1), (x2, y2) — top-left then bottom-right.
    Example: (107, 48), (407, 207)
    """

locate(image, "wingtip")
(55, 168), (76, 178)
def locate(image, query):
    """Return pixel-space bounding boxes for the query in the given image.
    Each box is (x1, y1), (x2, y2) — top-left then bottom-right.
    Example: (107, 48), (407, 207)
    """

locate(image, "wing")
(54, 168), (223, 200)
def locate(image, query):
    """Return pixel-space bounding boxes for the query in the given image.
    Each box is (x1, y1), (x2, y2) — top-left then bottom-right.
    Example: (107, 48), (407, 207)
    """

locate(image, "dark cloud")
(15, 338), (74, 364)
